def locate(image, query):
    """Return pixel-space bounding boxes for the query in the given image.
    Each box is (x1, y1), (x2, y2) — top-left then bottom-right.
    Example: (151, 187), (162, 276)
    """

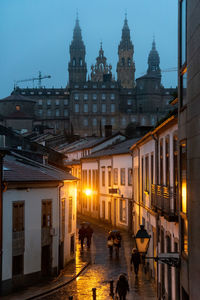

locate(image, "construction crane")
(14, 71), (51, 89)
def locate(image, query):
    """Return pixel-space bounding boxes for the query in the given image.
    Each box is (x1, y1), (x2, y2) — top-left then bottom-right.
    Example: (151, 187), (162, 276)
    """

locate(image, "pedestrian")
(85, 224), (93, 248)
(130, 248), (141, 276)
(113, 231), (122, 257)
(115, 274), (129, 300)
(107, 231), (114, 257)
(78, 224), (86, 250)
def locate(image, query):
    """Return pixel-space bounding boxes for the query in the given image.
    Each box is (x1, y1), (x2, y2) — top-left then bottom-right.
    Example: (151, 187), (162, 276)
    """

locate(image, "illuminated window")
(114, 168), (118, 185)
(120, 199), (126, 222)
(120, 168), (125, 185)
(16, 105), (20, 111)
(180, 141), (187, 213)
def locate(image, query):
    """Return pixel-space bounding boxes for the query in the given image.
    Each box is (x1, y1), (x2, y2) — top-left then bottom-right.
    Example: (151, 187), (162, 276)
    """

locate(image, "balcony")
(151, 184), (179, 222)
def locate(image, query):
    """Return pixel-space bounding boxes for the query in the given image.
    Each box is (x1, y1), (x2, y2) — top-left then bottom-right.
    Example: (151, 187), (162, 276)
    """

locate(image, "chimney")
(105, 125), (112, 137)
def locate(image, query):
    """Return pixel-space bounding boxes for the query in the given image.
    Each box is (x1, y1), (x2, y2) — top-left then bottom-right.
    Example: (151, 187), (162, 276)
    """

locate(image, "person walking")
(130, 248), (141, 276)
(115, 274), (129, 300)
(85, 224), (93, 249)
(113, 231), (122, 257)
(107, 231), (114, 257)
(78, 224), (86, 250)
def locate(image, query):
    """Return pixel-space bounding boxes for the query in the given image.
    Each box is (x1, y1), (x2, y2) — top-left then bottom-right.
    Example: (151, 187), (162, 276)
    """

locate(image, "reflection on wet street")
(41, 219), (156, 299)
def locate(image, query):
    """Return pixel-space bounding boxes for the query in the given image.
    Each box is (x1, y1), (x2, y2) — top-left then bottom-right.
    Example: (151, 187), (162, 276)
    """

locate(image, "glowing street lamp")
(85, 189), (92, 196)
(135, 225), (151, 254)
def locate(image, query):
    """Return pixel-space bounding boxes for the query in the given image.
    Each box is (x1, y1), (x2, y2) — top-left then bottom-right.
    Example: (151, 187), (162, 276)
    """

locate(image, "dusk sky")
(0, 0), (178, 98)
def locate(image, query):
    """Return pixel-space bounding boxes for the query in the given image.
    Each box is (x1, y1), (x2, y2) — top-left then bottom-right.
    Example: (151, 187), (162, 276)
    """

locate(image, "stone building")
(178, 0), (200, 299)
(6, 15), (176, 137)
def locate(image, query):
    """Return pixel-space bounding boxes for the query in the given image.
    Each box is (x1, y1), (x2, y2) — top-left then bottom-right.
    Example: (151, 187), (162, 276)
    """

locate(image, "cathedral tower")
(91, 42), (112, 82)
(68, 17), (87, 85)
(117, 15), (135, 88)
(147, 38), (161, 83)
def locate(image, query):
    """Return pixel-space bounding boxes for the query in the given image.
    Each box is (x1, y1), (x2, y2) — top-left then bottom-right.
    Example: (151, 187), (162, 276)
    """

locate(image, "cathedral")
(1, 16), (176, 137)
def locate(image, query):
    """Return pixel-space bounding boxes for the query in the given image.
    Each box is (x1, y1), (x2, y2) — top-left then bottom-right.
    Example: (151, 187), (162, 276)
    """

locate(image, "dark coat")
(85, 226), (93, 239)
(116, 275), (129, 296)
(131, 252), (141, 266)
(78, 227), (86, 240)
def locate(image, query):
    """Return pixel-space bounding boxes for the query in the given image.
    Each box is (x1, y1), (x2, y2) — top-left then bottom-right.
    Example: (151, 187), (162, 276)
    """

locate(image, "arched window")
(79, 58), (83, 66)
(72, 58), (76, 66)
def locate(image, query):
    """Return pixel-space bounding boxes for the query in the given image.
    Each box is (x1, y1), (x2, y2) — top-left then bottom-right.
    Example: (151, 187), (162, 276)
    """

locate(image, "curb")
(26, 262), (90, 300)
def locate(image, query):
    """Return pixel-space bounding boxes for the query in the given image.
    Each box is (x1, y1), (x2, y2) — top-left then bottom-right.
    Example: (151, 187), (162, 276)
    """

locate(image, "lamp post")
(134, 225), (180, 268)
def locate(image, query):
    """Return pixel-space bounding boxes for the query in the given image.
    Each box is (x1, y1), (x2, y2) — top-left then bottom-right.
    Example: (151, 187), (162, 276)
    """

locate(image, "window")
(79, 58), (83, 66)
(42, 200), (52, 228)
(93, 84), (97, 88)
(92, 94), (97, 100)
(173, 135), (178, 204)
(55, 99), (59, 105)
(120, 199), (126, 222)
(111, 117), (115, 125)
(47, 109), (51, 116)
(102, 117), (106, 126)
(83, 118), (88, 126)
(55, 109), (60, 117)
(102, 103), (106, 113)
(180, 141), (187, 213)
(111, 104), (115, 113)
(180, 0), (187, 66)
(75, 103), (79, 113)
(108, 168), (111, 187)
(160, 139), (163, 185)
(39, 109), (43, 115)
(142, 157), (144, 202)
(56, 91), (60, 95)
(128, 168), (132, 186)
(74, 94), (79, 100)
(127, 99), (132, 105)
(47, 99), (51, 105)
(84, 94), (88, 100)
(93, 118), (97, 126)
(93, 103), (97, 113)
(68, 197), (72, 233)
(151, 154), (154, 185)
(16, 105), (20, 111)
(84, 103), (88, 113)
(102, 168), (105, 186)
(122, 117), (126, 126)
(72, 58), (76, 66)
(47, 92), (51, 95)
(64, 99), (68, 105)
(38, 99), (43, 105)
(120, 168), (125, 185)
(145, 156), (149, 192)
(13, 202), (24, 232)
(180, 69), (187, 107)
(64, 109), (68, 117)
(114, 168), (118, 185)
(165, 136), (170, 186)
(102, 94), (106, 100)
(110, 94), (115, 100)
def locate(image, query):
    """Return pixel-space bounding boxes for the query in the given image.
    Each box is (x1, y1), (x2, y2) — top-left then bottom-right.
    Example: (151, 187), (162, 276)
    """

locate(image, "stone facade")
(5, 16), (176, 137)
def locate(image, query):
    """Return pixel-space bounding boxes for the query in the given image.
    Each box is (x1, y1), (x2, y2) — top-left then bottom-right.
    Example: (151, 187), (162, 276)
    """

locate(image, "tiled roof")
(81, 138), (139, 159)
(3, 152), (76, 183)
(0, 94), (35, 102)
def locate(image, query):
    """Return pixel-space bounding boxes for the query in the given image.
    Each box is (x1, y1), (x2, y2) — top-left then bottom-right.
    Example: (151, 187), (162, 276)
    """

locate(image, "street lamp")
(134, 225), (180, 267)
(135, 225), (151, 254)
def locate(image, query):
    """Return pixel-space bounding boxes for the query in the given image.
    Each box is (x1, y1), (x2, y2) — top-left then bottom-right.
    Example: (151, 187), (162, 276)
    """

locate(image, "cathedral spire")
(68, 16), (87, 85)
(117, 15), (135, 88)
(147, 38), (161, 78)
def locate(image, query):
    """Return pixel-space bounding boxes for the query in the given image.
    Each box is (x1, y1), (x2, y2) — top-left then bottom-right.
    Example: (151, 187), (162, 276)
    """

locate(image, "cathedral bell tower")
(68, 16), (87, 85)
(117, 15), (135, 88)
(147, 38), (161, 83)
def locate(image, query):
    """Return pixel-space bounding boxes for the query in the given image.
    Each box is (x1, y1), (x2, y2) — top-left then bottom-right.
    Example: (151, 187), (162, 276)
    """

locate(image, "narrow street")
(40, 218), (156, 300)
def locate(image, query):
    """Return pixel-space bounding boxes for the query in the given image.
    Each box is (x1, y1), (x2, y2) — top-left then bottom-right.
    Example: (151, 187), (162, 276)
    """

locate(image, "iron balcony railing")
(151, 184), (179, 216)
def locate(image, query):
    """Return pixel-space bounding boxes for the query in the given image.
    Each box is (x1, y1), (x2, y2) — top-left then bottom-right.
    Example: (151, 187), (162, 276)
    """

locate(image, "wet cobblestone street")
(40, 219), (156, 300)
